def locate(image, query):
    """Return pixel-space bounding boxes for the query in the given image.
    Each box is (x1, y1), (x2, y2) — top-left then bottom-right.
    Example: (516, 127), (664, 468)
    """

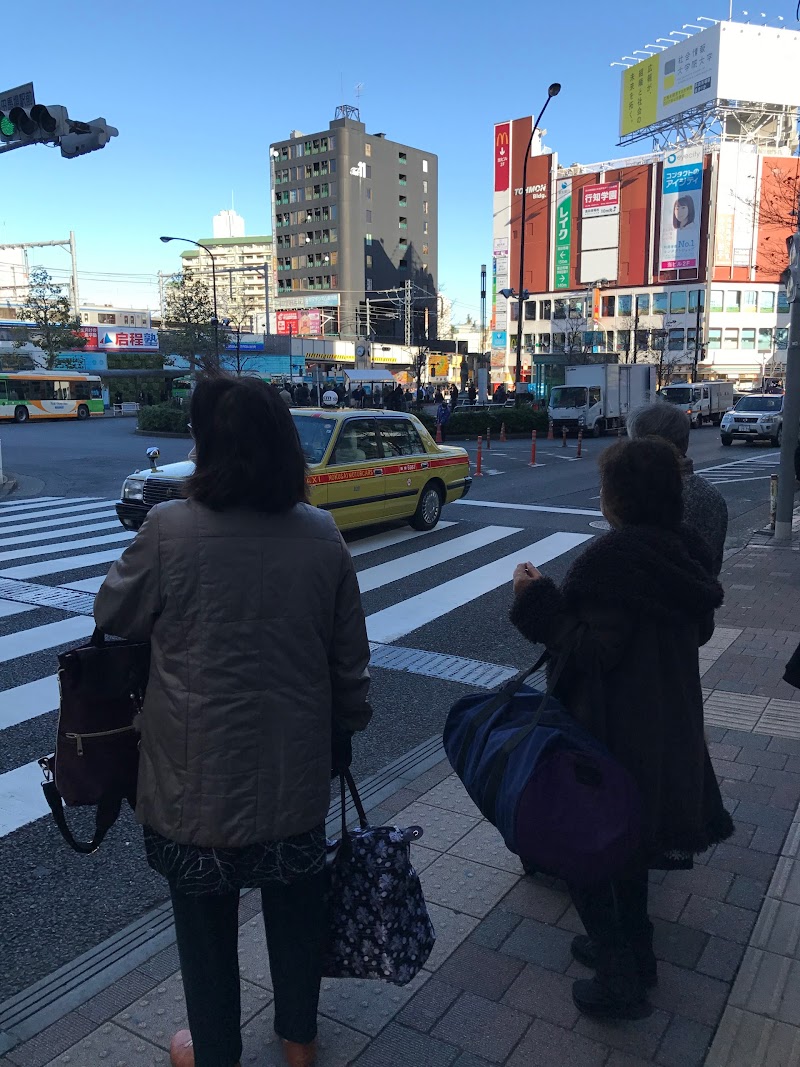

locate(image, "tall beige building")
(178, 227), (275, 334)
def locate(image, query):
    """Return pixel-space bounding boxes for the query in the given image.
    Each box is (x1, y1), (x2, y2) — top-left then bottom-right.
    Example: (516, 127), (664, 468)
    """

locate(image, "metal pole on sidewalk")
(774, 229), (800, 542)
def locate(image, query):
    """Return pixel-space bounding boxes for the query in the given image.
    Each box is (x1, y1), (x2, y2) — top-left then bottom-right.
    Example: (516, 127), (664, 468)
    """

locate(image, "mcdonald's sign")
(494, 123), (510, 192)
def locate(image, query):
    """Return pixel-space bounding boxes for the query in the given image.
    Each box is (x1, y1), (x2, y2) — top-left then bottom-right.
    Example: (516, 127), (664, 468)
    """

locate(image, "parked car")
(720, 393), (784, 447)
(116, 409), (472, 534)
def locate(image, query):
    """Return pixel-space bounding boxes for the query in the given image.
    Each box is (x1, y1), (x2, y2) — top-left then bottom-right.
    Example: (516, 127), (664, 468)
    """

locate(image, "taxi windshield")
(291, 413), (336, 464)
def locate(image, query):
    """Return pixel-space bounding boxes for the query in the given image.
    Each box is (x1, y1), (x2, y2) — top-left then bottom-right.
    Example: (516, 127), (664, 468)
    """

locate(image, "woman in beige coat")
(95, 376), (372, 1067)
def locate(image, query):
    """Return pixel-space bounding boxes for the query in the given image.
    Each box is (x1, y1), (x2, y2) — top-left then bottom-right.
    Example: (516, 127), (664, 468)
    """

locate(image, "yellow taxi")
(116, 409), (472, 533)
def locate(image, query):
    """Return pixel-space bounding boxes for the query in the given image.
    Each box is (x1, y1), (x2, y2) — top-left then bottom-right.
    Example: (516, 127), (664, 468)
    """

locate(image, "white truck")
(547, 364), (656, 437)
(659, 380), (735, 429)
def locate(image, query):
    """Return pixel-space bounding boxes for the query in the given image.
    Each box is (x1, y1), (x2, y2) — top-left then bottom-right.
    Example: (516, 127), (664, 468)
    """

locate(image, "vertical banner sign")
(555, 178), (572, 290)
(491, 258), (497, 330)
(659, 148), (703, 270)
(494, 123), (510, 192)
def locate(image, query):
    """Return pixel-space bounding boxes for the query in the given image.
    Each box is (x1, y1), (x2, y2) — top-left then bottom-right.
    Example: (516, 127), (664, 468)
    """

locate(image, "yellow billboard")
(620, 54), (659, 137)
(429, 354), (450, 378)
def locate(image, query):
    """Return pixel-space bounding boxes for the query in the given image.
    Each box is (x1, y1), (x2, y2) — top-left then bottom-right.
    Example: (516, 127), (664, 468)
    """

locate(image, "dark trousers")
(170, 869), (326, 1067)
(568, 866), (653, 992)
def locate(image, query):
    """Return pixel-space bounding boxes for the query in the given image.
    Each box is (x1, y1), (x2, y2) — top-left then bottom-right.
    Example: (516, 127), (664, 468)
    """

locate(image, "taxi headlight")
(122, 478), (144, 503)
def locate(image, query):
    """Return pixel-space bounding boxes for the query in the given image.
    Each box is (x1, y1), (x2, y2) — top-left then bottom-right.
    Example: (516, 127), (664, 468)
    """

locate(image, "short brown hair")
(187, 375), (307, 513)
(598, 438), (683, 530)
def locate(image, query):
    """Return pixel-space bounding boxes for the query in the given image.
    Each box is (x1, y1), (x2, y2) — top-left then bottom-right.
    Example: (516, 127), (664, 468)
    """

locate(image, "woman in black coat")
(510, 438), (733, 1021)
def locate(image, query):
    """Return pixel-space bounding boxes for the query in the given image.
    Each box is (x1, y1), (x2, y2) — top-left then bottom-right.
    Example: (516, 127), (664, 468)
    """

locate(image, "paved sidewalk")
(1, 533), (798, 1066)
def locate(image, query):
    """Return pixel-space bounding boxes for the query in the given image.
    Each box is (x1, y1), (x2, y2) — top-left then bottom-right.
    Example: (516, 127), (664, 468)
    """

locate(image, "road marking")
(347, 521), (456, 558)
(0, 761), (48, 837)
(0, 508), (116, 538)
(454, 499), (603, 518)
(0, 530), (133, 564)
(61, 576), (106, 594)
(0, 675), (59, 731)
(0, 616), (93, 664)
(357, 526), (520, 594)
(0, 519), (123, 550)
(0, 548), (128, 581)
(366, 531), (592, 643)
(0, 500), (118, 526)
(0, 599), (35, 619)
(0, 495), (66, 510)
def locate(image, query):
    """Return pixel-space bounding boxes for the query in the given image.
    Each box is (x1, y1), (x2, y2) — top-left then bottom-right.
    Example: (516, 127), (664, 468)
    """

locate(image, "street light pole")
(513, 83), (561, 394)
(160, 235), (220, 367)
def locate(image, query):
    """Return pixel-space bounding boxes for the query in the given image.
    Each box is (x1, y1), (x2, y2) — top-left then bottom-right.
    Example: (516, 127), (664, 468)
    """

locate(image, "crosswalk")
(0, 493), (592, 840)
(696, 450), (780, 485)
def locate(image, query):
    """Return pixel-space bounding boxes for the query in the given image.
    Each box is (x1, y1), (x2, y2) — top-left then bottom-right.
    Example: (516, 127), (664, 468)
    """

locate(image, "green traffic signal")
(0, 113), (15, 137)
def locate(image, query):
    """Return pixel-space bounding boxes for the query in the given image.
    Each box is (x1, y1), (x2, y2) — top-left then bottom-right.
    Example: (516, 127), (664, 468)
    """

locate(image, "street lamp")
(508, 82), (561, 398)
(160, 235), (220, 364)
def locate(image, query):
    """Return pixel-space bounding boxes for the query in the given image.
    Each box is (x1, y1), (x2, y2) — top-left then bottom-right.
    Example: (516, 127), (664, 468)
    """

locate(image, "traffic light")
(60, 118), (118, 158)
(0, 104), (63, 144)
(786, 233), (800, 305)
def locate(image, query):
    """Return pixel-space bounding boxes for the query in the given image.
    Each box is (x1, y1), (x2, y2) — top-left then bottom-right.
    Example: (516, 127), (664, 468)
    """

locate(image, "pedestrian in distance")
(450, 383), (459, 409)
(468, 382), (477, 404)
(279, 381), (293, 405)
(94, 376), (372, 1067)
(510, 437), (732, 1021)
(434, 387), (444, 405)
(436, 397), (451, 442)
(627, 402), (728, 575)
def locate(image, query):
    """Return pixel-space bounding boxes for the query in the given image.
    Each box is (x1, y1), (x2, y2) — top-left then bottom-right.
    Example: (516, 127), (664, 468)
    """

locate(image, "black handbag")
(39, 627), (150, 854)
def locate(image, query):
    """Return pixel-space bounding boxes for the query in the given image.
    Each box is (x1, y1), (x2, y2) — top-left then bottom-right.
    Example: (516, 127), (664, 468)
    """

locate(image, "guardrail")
(112, 403), (140, 417)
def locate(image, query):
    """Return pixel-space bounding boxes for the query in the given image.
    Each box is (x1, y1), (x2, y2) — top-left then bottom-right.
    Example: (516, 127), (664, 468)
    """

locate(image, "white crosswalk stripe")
(0, 494), (594, 839)
(696, 451), (780, 485)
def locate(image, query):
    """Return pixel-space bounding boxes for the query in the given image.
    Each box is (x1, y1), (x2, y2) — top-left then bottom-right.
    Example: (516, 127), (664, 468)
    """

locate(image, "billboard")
(620, 23), (800, 139)
(581, 182), (620, 218)
(99, 328), (159, 351)
(554, 179), (572, 290)
(494, 123), (510, 192)
(276, 309), (321, 335)
(659, 148), (703, 271)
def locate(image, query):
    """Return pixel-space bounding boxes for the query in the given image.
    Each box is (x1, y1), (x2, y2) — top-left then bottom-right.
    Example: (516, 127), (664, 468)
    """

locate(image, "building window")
(650, 292), (667, 315)
(399, 217), (408, 229)
(778, 290), (790, 313)
(617, 294), (632, 316)
(538, 334), (550, 353)
(98, 313), (116, 324)
(760, 290), (775, 313)
(741, 328), (756, 350)
(366, 188), (371, 199)
(601, 295), (615, 316)
(668, 329), (685, 351)
(398, 195), (407, 207)
(636, 294), (649, 315)
(365, 233), (372, 245)
(366, 254), (373, 268)
(710, 290), (724, 312)
(423, 221), (429, 234)
(366, 210), (372, 222)
(366, 278), (373, 291)
(365, 165), (371, 179)
(540, 299), (551, 319)
(553, 299), (567, 319)
(617, 329), (630, 353)
(422, 243), (429, 255)
(365, 143), (371, 156)
(669, 290), (687, 314)
(776, 327), (788, 348)
(423, 180), (428, 194)
(423, 201), (429, 215)
(743, 290), (758, 313)
(524, 301), (536, 320)
(605, 330), (615, 349)
(399, 260), (408, 270)
(652, 329), (666, 351)
(422, 159), (429, 172)
(758, 328), (772, 351)
(688, 290), (705, 314)
(723, 328), (739, 349)
(635, 329), (649, 351)
(398, 151), (407, 163)
(707, 328), (721, 349)
(399, 238), (408, 248)
(726, 290), (741, 313)
(399, 173), (407, 186)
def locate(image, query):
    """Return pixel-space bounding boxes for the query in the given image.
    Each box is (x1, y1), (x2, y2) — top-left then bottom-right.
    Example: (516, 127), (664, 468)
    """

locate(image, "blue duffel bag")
(443, 649), (642, 884)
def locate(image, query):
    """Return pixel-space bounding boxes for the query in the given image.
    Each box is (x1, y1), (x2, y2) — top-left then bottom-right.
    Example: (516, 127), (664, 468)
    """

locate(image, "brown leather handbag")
(39, 628), (150, 854)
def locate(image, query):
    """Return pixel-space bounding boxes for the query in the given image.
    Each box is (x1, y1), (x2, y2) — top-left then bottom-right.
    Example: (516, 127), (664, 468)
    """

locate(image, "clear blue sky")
(2, 0), (731, 321)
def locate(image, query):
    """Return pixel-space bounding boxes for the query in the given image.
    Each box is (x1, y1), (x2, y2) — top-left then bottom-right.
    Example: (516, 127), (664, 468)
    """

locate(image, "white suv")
(720, 394), (783, 447)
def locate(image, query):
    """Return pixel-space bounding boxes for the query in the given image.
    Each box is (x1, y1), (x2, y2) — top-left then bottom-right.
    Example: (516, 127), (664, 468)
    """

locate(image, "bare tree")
(220, 293), (258, 376)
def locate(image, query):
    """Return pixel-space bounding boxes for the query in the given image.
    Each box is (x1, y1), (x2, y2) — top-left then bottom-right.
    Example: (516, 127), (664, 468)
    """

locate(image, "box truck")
(547, 364), (656, 436)
(659, 380), (735, 428)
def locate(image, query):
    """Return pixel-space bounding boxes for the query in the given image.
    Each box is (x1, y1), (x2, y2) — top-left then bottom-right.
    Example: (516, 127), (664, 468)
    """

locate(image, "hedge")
(416, 407), (549, 437)
(137, 403), (190, 435)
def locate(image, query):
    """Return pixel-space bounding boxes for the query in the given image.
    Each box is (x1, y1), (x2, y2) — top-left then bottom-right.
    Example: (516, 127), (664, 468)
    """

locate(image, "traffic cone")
(500, 422), (506, 443)
(436, 422), (442, 444)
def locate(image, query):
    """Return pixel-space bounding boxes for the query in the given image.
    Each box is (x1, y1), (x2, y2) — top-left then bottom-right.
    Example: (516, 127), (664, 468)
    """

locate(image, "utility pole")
(262, 262), (271, 336)
(691, 294), (703, 383)
(404, 279), (412, 347)
(68, 231), (79, 315)
(774, 224), (800, 541)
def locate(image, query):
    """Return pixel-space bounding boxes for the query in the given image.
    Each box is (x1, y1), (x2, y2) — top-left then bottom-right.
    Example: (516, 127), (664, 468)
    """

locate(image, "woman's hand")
(513, 562), (544, 596)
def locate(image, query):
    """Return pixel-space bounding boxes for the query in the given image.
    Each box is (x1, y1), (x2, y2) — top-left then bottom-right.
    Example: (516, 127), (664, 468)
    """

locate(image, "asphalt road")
(0, 416), (783, 1003)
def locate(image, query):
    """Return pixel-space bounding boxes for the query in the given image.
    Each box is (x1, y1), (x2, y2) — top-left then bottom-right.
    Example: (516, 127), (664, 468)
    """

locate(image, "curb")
(0, 734), (447, 1050)
(0, 477), (18, 501)
(134, 429), (191, 439)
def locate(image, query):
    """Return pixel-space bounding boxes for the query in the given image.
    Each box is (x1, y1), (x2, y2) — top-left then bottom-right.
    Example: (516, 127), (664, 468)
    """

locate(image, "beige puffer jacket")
(94, 498), (371, 847)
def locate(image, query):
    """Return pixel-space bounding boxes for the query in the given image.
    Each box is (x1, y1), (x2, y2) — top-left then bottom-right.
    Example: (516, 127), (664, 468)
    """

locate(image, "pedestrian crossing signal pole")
(774, 229), (800, 541)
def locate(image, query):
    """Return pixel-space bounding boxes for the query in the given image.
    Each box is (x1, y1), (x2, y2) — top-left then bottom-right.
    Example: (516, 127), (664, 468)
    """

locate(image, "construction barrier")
(475, 435), (484, 477)
(576, 429), (583, 459)
(529, 429), (537, 467)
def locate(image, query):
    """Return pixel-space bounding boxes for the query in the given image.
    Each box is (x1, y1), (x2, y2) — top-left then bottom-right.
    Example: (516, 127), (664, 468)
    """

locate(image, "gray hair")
(626, 402), (690, 456)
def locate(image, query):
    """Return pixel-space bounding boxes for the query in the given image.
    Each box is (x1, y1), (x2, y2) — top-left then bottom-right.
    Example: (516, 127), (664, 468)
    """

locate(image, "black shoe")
(570, 935), (658, 988)
(572, 977), (653, 1020)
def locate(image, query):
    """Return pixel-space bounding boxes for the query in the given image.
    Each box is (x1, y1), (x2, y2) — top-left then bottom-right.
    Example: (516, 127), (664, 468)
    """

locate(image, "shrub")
(137, 403), (190, 435)
(416, 406), (548, 437)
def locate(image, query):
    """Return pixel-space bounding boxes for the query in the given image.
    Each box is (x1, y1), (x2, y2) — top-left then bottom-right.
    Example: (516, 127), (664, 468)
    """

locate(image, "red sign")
(79, 326), (98, 350)
(581, 182), (620, 217)
(276, 309), (322, 335)
(277, 310), (299, 335)
(494, 123), (510, 192)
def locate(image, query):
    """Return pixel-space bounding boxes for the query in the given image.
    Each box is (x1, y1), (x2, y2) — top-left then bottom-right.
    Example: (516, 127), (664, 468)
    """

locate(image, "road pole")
(773, 290), (800, 541)
(69, 230), (80, 316)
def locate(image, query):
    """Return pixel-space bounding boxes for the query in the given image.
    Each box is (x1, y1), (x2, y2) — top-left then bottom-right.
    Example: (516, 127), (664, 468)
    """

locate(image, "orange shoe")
(282, 1038), (318, 1067)
(169, 1031), (194, 1067)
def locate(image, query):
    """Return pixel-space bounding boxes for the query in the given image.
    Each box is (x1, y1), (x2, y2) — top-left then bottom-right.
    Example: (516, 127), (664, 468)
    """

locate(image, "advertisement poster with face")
(659, 148), (703, 271)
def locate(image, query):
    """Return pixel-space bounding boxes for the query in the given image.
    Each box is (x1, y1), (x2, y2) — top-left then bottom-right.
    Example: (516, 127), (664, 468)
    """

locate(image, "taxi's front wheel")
(410, 483), (443, 530)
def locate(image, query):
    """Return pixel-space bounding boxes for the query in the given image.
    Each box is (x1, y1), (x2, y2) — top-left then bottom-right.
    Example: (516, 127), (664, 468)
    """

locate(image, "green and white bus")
(0, 373), (104, 423)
